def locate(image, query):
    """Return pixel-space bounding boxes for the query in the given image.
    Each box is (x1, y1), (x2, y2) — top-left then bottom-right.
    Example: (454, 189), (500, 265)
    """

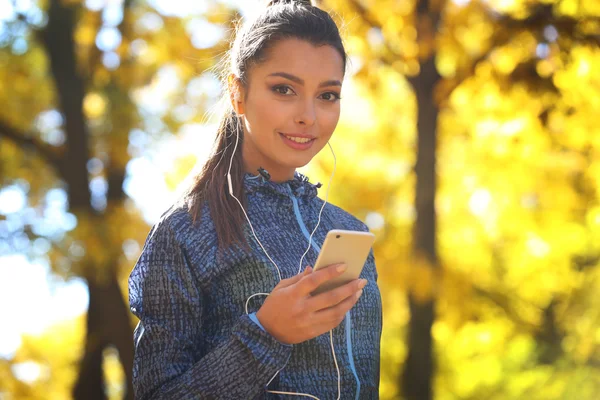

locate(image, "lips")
(279, 132), (316, 150)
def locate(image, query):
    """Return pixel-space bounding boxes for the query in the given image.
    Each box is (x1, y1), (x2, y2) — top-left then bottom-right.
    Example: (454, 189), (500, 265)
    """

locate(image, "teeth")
(284, 135), (312, 144)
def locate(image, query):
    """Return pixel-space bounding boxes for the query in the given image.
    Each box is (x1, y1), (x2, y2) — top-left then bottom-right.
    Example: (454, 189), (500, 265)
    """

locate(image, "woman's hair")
(180, 0), (347, 251)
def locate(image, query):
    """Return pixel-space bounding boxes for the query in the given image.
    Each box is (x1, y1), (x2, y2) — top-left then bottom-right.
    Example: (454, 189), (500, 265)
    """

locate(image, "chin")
(284, 156), (313, 169)
(295, 159), (312, 168)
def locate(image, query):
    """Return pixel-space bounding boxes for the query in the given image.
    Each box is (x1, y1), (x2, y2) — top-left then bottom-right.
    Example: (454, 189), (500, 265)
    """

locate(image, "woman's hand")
(255, 263), (367, 345)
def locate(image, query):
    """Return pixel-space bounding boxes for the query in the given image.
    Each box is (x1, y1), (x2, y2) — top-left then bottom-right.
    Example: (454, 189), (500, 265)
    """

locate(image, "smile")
(284, 135), (312, 143)
(279, 133), (316, 150)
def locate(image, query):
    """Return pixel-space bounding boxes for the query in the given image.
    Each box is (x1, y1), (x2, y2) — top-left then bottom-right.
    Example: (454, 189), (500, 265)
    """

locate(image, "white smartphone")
(310, 229), (375, 296)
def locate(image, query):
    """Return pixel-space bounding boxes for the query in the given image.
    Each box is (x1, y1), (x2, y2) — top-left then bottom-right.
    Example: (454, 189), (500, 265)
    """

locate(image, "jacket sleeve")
(128, 218), (293, 400)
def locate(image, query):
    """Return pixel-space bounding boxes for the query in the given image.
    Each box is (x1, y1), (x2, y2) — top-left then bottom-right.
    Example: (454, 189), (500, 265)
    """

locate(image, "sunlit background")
(1, 0), (600, 398)
(0, 0), (258, 389)
(0, 0), (243, 352)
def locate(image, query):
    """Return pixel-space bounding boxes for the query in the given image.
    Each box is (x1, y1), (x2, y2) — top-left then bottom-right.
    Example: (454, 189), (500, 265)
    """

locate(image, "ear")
(228, 74), (246, 115)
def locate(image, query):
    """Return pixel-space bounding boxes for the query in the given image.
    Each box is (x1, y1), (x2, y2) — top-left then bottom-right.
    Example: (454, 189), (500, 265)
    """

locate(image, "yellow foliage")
(0, 315), (85, 399)
(4, 0), (600, 399)
(83, 92), (107, 119)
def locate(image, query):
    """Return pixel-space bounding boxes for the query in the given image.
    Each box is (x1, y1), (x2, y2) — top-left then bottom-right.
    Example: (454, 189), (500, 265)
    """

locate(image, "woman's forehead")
(253, 38), (344, 82)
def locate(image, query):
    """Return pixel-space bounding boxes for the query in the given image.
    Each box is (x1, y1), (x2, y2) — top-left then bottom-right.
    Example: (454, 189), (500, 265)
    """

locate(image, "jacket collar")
(243, 170), (321, 199)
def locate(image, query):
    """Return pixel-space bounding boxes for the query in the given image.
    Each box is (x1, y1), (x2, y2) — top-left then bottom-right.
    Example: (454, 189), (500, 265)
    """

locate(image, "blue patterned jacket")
(128, 171), (383, 399)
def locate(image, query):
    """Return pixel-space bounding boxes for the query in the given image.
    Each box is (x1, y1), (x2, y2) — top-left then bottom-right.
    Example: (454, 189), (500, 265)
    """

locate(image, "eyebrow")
(267, 72), (342, 88)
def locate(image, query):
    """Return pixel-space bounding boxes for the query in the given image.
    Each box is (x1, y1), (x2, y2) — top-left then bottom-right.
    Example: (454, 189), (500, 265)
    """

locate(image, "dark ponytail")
(180, 0), (347, 251)
(267, 0), (314, 6)
(180, 110), (248, 251)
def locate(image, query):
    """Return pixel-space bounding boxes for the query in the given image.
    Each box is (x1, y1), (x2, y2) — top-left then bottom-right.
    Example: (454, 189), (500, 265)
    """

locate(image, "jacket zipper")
(286, 184), (361, 400)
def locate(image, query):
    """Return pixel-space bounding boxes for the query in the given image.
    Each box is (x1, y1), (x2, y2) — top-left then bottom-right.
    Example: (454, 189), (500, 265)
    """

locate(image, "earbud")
(227, 173), (233, 195)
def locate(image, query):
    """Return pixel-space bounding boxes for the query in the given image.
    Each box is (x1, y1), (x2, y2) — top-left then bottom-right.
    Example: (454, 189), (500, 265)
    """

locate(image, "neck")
(242, 149), (295, 183)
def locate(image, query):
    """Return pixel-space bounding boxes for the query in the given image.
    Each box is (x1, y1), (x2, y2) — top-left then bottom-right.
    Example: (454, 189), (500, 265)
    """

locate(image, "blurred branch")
(456, 4), (599, 89)
(345, 0), (402, 69)
(588, 358), (600, 368)
(0, 119), (63, 170)
(348, 0), (598, 103)
(535, 298), (564, 364)
(497, 3), (600, 42)
(572, 253), (600, 271)
(473, 286), (540, 332)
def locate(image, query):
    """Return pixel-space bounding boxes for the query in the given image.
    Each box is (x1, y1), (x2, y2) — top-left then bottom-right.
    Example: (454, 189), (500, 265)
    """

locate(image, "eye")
(320, 92), (342, 102)
(272, 85), (295, 96)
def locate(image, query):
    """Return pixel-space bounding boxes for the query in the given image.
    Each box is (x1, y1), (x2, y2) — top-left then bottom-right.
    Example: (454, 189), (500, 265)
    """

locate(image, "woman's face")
(231, 37), (345, 182)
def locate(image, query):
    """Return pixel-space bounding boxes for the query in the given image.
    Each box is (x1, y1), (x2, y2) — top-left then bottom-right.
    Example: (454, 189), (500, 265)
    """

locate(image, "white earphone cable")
(227, 112), (340, 400)
(297, 141), (336, 275)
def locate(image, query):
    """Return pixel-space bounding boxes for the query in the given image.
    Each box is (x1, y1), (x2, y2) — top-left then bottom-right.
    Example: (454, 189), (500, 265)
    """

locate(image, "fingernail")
(359, 279), (368, 289)
(336, 264), (347, 272)
(355, 289), (363, 299)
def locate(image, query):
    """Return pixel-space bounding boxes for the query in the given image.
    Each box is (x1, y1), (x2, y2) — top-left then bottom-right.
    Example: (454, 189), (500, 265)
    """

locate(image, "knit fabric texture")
(129, 171), (383, 399)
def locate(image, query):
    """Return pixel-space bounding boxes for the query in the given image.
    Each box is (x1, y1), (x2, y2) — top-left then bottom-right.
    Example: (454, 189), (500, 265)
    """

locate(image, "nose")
(294, 99), (316, 126)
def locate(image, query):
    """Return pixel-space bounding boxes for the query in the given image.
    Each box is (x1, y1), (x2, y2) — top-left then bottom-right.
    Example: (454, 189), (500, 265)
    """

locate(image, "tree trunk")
(74, 275), (134, 400)
(73, 277), (109, 400)
(41, 0), (90, 208)
(41, 1), (134, 398)
(403, 53), (440, 400)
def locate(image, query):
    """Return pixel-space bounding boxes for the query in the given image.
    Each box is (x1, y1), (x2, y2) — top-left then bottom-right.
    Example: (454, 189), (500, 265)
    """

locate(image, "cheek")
(249, 95), (291, 131)
(318, 106), (341, 137)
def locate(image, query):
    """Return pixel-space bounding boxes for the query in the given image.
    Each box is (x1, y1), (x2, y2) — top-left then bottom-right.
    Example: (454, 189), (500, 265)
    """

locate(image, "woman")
(128, 0), (383, 399)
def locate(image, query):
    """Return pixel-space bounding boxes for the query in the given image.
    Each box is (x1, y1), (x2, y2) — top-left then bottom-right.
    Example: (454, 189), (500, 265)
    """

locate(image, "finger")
(313, 289), (363, 325)
(275, 266), (312, 289)
(304, 279), (360, 312)
(296, 263), (346, 296)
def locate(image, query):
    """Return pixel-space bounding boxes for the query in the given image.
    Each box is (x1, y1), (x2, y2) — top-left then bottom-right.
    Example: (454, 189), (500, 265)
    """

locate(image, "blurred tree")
(0, 0), (235, 398)
(318, 0), (600, 399)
